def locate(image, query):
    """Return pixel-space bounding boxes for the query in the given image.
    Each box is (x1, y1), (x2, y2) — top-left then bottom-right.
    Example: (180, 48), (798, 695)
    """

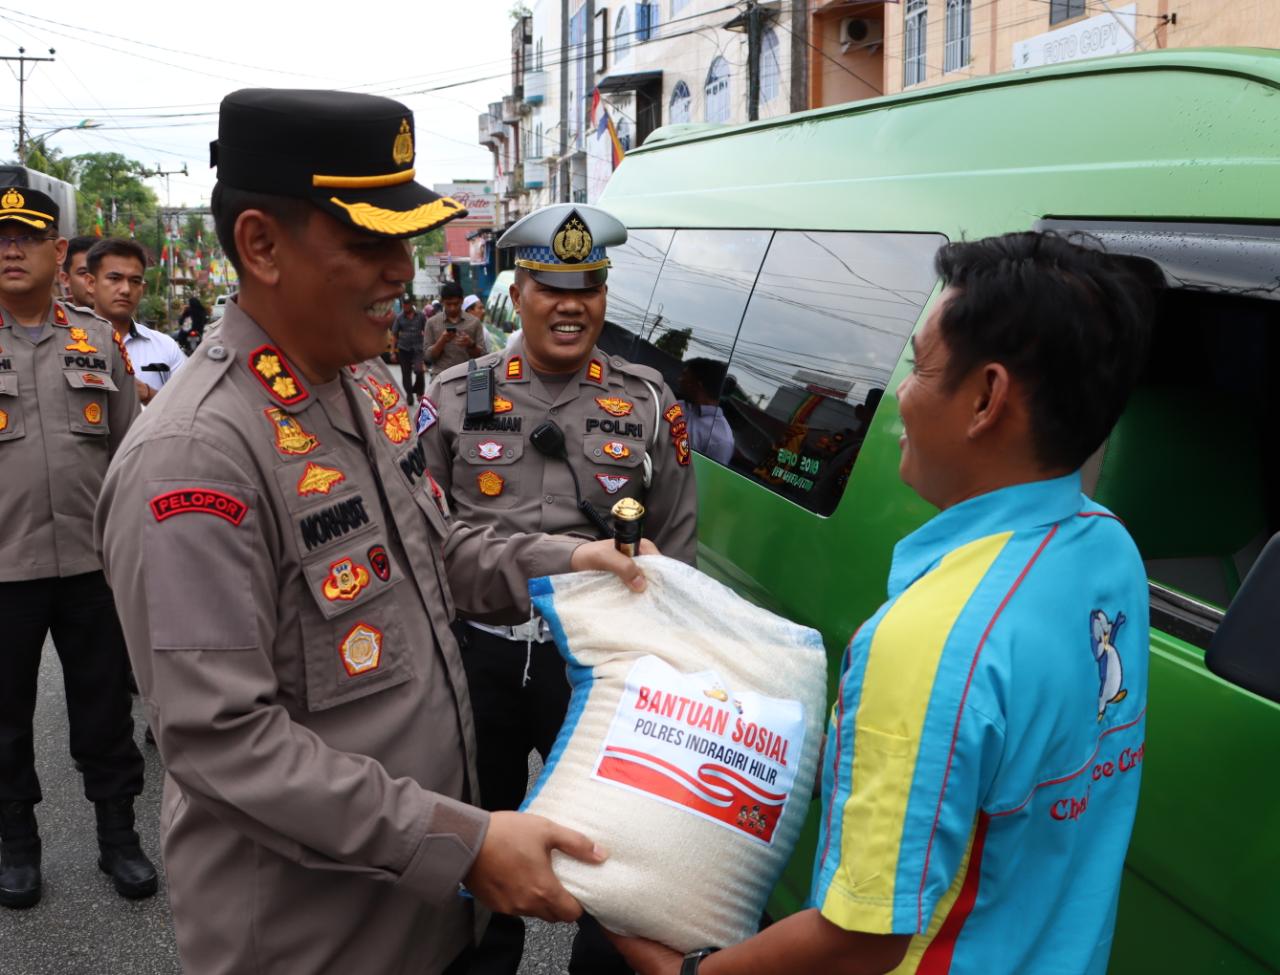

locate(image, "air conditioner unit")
(840, 17), (883, 53)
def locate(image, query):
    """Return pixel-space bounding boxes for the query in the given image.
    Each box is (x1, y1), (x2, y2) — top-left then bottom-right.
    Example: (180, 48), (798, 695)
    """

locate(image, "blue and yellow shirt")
(811, 473), (1148, 975)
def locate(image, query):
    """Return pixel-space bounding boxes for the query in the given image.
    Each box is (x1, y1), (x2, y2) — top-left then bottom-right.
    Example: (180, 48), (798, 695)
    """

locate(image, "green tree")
(72, 153), (159, 242)
(23, 138), (77, 182)
(412, 227), (446, 270)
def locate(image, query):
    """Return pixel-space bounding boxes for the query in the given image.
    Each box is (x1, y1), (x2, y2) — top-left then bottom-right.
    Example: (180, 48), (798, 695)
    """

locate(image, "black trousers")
(460, 627), (631, 975)
(398, 350), (425, 404)
(0, 572), (144, 806)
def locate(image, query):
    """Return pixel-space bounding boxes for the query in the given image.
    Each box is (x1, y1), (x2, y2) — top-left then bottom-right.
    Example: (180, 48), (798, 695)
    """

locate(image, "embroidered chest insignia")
(81, 372), (105, 386)
(476, 440), (503, 461)
(0, 408), (9, 431)
(367, 545), (391, 582)
(82, 402), (102, 425)
(249, 345), (308, 405)
(374, 380), (400, 411)
(492, 395), (514, 414)
(586, 360), (604, 384)
(322, 557), (371, 602)
(595, 396), (633, 417)
(383, 406), (411, 444)
(64, 327), (98, 354)
(297, 462), (346, 497)
(506, 356), (523, 380)
(339, 622), (383, 676)
(415, 397), (438, 434)
(264, 408), (319, 456)
(595, 473), (630, 495)
(477, 470), (505, 497)
(602, 441), (630, 460)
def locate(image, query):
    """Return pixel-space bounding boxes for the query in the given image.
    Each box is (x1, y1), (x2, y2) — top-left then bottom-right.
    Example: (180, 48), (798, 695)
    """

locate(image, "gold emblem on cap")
(392, 118), (414, 166)
(1, 188), (24, 211)
(552, 211), (593, 264)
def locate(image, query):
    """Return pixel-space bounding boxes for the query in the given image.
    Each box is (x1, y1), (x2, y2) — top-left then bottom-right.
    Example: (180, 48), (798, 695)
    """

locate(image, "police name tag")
(592, 654), (806, 845)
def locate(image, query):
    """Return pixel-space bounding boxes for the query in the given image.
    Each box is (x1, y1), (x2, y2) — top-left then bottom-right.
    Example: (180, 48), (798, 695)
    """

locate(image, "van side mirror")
(1206, 532), (1280, 704)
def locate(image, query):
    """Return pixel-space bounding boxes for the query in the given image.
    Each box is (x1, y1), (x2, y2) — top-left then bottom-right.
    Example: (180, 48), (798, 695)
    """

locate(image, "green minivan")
(594, 48), (1280, 974)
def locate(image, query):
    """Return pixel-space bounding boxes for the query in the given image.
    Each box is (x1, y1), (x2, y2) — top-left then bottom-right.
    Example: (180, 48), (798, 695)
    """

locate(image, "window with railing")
(760, 28), (781, 102)
(705, 56), (731, 123)
(669, 80), (692, 123)
(944, 0), (971, 73)
(904, 0), (928, 87)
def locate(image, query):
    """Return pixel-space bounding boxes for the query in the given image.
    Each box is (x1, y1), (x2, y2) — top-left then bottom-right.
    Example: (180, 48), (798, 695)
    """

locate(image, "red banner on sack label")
(592, 655), (806, 845)
(149, 489), (248, 526)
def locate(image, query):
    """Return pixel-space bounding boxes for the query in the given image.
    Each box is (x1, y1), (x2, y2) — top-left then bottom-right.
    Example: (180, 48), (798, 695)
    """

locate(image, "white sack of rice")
(522, 555), (828, 951)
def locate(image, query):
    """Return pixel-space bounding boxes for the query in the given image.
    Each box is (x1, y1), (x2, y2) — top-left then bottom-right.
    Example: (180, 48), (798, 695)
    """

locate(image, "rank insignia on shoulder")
(602, 441), (630, 460)
(415, 397), (438, 435)
(595, 473), (631, 495)
(586, 359), (604, 384)
(111, 330), (134, 375)
(264, 407), (319, 456)
(506, 356), (523, 380)
(477, 470), (505, 497)
(54, 305), (69, 326)
(675, 435), (691, 466)
(83, 402), (102, 425)
(64, 327), (98, 354)
(249, 344), (308, 406)
(492, 395), (514, 414)
(664, 403), (685, 426)
(383, 406), (411, 444)
(0, 409), (7, 432)
(595, 396), (633, 417)
(477, 440), (503, 461)
(149, 488), (249, 526)
(297, 462), (346, 497)
(339, 622), (383, 677)
(322, 557), (371, 601)
(367, 544), (391, 582)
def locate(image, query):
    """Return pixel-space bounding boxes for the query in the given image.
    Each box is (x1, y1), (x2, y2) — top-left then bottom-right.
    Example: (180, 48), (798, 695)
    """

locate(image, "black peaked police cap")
(211, 89), (468, 238)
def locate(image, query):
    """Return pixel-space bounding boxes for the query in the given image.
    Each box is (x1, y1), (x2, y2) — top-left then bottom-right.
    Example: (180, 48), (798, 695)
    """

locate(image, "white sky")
(2, 0), (516, 206)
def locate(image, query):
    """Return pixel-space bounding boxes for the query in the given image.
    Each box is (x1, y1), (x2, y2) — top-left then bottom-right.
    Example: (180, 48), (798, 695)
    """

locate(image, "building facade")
(810, 0), (1280, 106)
(480, 0), (811, 237)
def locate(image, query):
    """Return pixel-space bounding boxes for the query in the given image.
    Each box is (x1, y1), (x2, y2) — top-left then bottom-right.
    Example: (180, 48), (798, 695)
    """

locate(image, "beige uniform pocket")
(63, 369), (111, 436)
(457, 434), (523, 509)
(0, 371), (24, 442)
(299, 541), (414, 712)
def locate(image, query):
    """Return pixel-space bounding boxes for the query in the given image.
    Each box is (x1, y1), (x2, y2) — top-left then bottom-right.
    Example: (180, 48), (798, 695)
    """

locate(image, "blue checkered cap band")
(516, 245), (607, 266)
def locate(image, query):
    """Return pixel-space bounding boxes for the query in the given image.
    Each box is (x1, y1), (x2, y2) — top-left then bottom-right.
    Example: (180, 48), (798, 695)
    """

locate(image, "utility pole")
(558, 0), (569, 202)
(139, 163), (189, 328)
(746, 2), (763, 123)
(1, 47), (56, 165)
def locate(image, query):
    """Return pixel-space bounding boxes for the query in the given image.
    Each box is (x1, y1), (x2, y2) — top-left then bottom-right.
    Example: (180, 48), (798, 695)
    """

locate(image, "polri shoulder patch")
(249, 344), (308, 406)
(149, 488), (249, 526)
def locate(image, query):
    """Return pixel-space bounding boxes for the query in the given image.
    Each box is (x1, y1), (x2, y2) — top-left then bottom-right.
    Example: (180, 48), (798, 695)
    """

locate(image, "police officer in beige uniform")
(95, 90), (642, 975)
(422, 203), (698, 974)
(0, 188), (154, 910)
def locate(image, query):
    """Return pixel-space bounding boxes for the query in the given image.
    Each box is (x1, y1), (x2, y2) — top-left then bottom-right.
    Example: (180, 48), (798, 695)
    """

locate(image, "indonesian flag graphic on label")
(592, 655), (806, 845)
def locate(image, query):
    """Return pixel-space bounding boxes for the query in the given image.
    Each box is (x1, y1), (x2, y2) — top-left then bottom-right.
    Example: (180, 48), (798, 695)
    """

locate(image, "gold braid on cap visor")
(328, 196), (465, 235)
(515, 257), (612, 273)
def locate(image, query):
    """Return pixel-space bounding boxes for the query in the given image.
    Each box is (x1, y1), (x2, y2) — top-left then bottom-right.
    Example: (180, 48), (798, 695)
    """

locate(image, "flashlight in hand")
(612, 498), (645, 557)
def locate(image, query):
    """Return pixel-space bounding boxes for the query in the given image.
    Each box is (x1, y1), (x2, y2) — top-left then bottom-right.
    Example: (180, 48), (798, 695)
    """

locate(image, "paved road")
(0, 638), (573, 974)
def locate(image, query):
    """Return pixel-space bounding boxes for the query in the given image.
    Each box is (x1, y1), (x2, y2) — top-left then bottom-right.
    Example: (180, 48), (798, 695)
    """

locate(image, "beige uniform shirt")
(425, 311), (487, 373)
(0, 299), (139, 581)
(423, 341), (698, 624)
(95, 301), (567, 975)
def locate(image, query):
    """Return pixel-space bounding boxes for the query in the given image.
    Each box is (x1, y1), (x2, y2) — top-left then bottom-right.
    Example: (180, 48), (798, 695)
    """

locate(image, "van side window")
(722, 231), (943, 516)
(598, 229), (675, 360)
(1039, 219), (1280, 647)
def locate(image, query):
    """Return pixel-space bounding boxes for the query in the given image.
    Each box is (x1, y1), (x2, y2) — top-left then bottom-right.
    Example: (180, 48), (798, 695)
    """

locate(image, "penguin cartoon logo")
(1090, 609), (1129, 722)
